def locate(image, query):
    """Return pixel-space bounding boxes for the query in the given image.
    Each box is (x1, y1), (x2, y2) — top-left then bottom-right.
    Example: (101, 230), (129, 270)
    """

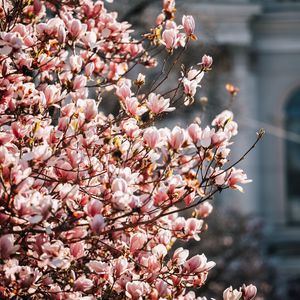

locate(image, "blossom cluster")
(0, 0), (256, 299)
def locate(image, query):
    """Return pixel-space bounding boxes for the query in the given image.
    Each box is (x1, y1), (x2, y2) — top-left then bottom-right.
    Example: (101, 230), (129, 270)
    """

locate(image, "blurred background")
(107, 0), (300, 298)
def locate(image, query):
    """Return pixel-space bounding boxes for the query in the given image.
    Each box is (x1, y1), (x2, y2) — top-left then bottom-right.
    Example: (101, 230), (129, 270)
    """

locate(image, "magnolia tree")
(0, 0), (263, 299)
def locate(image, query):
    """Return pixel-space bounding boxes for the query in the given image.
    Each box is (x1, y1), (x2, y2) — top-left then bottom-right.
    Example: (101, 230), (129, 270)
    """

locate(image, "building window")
(285, 88), (300, 224)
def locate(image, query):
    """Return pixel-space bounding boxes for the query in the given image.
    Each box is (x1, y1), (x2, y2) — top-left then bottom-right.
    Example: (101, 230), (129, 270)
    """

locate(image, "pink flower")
(212, 110), (234, 127)
(201, 54), (213, 70)
(87, 261), (110, 274)
(115, 258), (128, 277)
(183, 254), (215, 273)
(184, 218), (203, 241)
(73, 276), (93, 291)
(242, 284), (257, 300)
(201, 126), (214, 148)
(116, 84), (132, 102)
(124, 97), (145, 116)
(77, 99), (98, 121)
(152, 244), (167, 258)
(73, 75), (87, 90)
(156, 279), (170, 297)
(90, 214), (106, 234)
(188, 123), (202, 144)
(196, 201), (213, 218)
(223, 286), (243, 300)
(143, 127), (160, 149)
(146, 93), (175, 114)
(85, 62), (95, 77)
(86, 199), (103, 217)
(162, 28), (177, 50)
(157, 229), (172, 245)
(68, 19), (84, 38)
(70, 242), (85, 259)
(111, 178), (128, 193)
(126, 281), (145, 300)
(156, 13), (165, 25)
(69, 55), (83, 73)
(0, 234), (19, 259)
(182, 15), (195, 36)
(130, 232), (147, 253)
(173, 247), (189, 265)
(43, 85), (61, 106)
(169, 126), (186, 150)
(57, 25), (66, 44)
(227, 168), (252, 192)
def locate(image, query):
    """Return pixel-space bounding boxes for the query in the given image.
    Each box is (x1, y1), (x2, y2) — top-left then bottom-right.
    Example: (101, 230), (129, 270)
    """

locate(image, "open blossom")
(227, 168), (252, 192)
(0, 235), (19, 259)
(126, 281), (147, 300)
(184, 218), (203, 241)
(73, 276), (93, 291)
(196, 201), (213, 218)
(146, 93), (175, 114)
(223, 286), (243, 300)
(90, 214), (106, 234)
(183, 254), (216, 273)
(200, 54), (213, 70)
(241, 284), (257, 300)
(173, 247), (189, 265)
(130, 232), (147, 253)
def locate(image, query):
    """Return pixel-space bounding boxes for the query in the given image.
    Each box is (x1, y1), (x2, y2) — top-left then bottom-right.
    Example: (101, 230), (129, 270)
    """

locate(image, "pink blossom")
(146, 93), (175, 114)
(188, 123), (202, 144)
(0, 234), (19, 259)
(156, 279), (170, 297)
(242, 284), (257, 300)
(70, 242), (85, 259)
(184, 218), (203, 241)
(57, 25), (66, 44)
(90, 214), (106, 234)
(223, 286), (243, 300)
(126, 281), (146, 300)
(169, 126), (186, 150)
(73, 276), (93, 291)
(156, 13), (165, 25)
(130, 232), (147, 253)
(85, 62), (95, 77)
(162, 28), (177, 50)
(212, 110), (234, 127)
(69, 55), (83, 73)
(87, 261), (110, 274)
(182, 15), (195, 36)
(227, 168), (252, 192)
(143, 127), (160, 149)
(183, 254), (216, 273)
(73, 75), (87, 90)
(115, 258), (128, 277)
(116, 83), (132, 102)
(201, 126), (214, 148)
(86, 199), (103, 217)
(68, 19), (85, 38)
(152, 244), (167, 258)
(111, 177), (128, 193)
(173, 247), (189, 265)
(196, 202), (213, 218)
(200, 54), (213, 70)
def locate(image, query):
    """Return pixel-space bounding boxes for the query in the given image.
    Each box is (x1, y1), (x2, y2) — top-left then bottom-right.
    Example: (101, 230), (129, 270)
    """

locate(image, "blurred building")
(112, 0), (300, 298)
